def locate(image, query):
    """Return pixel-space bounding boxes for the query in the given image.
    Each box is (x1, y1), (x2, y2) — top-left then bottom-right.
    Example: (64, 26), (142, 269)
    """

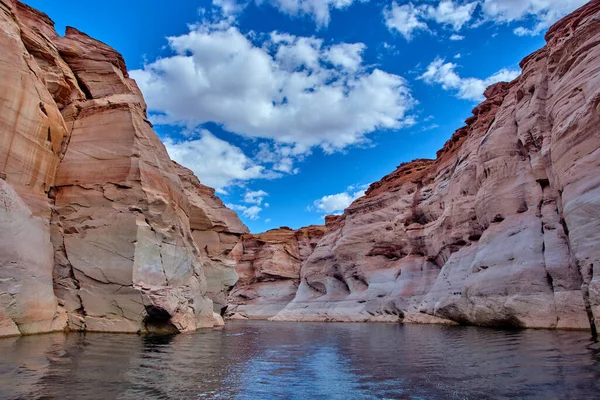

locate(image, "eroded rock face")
(228, 226), (326, 319)
(0, 0), (69, 336)
(0, 0), (241, 336)
(274, 1), (600, 331)
(173, 162), (248, 315)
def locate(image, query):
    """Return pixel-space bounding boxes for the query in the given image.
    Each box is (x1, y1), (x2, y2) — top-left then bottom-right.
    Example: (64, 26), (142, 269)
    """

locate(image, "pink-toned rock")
(0, 0), (241, 336)
(0, 0), (67, 335)
(274, 1), (600, 331)
(173, 162), (248, 314)
(228, 226), (326, 319)
(0, 179), (66, 335)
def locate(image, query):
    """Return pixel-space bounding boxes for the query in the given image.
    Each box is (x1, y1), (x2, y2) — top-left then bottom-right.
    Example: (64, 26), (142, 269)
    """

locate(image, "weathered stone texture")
(273, 1), (600, 331)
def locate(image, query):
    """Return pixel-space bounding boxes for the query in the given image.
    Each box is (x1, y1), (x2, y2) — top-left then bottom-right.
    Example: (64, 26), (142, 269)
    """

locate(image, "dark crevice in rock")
(306, 280), (326, 295)
(546, 272), (554, 289)
(492, 214), (505, 223)
(143, 305), (179, 335)
(39, 102), (48, 116)
(581, 263), (597, 338)
(74, 74), (93, 100)
(332, 272), (351, 294)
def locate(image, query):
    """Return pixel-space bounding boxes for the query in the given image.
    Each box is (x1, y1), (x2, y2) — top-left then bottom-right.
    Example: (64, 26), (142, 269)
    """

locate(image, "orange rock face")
(228, 226), (326, 319)
(0, 0), (244, 336)
(274, 1), (600, 331)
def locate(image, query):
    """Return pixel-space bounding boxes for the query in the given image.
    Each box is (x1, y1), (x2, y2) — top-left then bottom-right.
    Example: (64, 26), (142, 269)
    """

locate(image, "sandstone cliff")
(273, 1), (600, 333)
(173, 162), (249, 315)
(228, 226), (326, 319)
(0, 0), (244, 336)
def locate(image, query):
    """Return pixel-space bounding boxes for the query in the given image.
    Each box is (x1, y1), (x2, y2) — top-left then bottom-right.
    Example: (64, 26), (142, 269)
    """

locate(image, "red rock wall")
(228, 226), (326, 319)
(173, 162), (249, 315)
(274, 1), (600, 332)
(0, 0), (244, 336)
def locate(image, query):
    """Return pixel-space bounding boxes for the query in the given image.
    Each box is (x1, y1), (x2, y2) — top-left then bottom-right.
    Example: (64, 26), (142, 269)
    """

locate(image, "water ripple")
(0, 322), (599, 399)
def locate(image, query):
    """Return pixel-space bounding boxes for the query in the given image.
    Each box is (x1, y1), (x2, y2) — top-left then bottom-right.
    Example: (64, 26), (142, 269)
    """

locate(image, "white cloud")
(418, 58), (520, 101)
(513, 26), (530, 36)
(255, 142), (309, 175)
(324, 42), (366, 71)
(383, 0), (581, 40)
(244, 189), (268, 205)
(210, 0), (367, 27)
(164, 130), (279, 192)
(453, 53), (461, 59)
(422, 0), (478, 31)
(384, 1), (477, 41)
(384, 3), (428, 41)
(212, 0), (248, 16)
(131, 21), (415, 156)
(480, 0), (588, 36)
(313, 185), (367, 214)
(258, 0), (367, 27)
(227, 203), (263, 220)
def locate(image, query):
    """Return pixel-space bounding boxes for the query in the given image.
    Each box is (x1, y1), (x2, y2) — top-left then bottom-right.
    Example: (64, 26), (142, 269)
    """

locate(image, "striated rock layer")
(274, 1), (600, 332)
(173, 161), (249, 315)
(0, 0), (244, 336)
(228, 226), (326, 319)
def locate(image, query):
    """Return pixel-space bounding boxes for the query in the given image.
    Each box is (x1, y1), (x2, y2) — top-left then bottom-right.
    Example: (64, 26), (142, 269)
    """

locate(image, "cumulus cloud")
(131, 21), (415, 156)
(228, 189), (270, 220)
(212, 0), (248, 16)
(383, 0), (585, 40)
(210, 0), (366, 27)
(164, 130), (279, 192)
(383, 3), (428, 40)
(384, 1), (477, 40)
(244, 189), (268, 205)
(480, 0), (588, 36)
(422, 0), (478, 31)
(313, 185), (368, 214)
(227, 204), (263, 220)
(259, 0), (367, 27)
(324, 42), (366, 71)
(418, 58), (520, 101)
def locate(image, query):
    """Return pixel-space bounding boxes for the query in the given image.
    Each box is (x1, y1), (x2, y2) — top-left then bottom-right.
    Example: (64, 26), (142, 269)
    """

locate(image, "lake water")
(1, 320), (599, 399)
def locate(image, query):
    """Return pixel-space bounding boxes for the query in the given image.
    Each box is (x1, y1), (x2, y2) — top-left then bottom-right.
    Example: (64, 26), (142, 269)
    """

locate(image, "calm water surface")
(1, 320), (599, 399)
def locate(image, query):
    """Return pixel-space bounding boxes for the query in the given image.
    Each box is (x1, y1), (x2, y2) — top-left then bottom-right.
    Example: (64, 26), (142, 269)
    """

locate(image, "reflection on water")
(1, 321), (599, 399)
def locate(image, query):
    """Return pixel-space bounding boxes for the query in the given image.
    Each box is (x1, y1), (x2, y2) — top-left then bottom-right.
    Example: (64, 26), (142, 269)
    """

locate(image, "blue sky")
(27, 0), (588, 232)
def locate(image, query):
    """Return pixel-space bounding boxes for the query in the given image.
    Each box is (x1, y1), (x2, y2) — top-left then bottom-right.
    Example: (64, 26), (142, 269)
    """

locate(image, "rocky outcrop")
(274, 1), (600, 332)
(228, 226), (326, 319)
(173, 162), (248, 315)
(0, 0), (243, 336)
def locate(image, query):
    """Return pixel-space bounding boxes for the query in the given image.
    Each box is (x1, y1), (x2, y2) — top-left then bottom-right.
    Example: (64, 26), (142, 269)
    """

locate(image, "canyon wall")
(228, 226), (325, 319)
(273, 1), (600, 332)
(0, 0), (244, 336)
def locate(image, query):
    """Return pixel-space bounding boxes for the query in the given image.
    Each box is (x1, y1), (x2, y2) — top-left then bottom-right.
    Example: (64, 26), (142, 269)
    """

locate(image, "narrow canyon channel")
(1, 321), (599, 399)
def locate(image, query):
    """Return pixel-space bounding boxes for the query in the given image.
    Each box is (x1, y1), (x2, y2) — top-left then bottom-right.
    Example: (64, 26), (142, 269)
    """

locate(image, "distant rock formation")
(0, 0), (245, 336)
(227, 226), (326, 319)
(271, 1), (600, 333)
